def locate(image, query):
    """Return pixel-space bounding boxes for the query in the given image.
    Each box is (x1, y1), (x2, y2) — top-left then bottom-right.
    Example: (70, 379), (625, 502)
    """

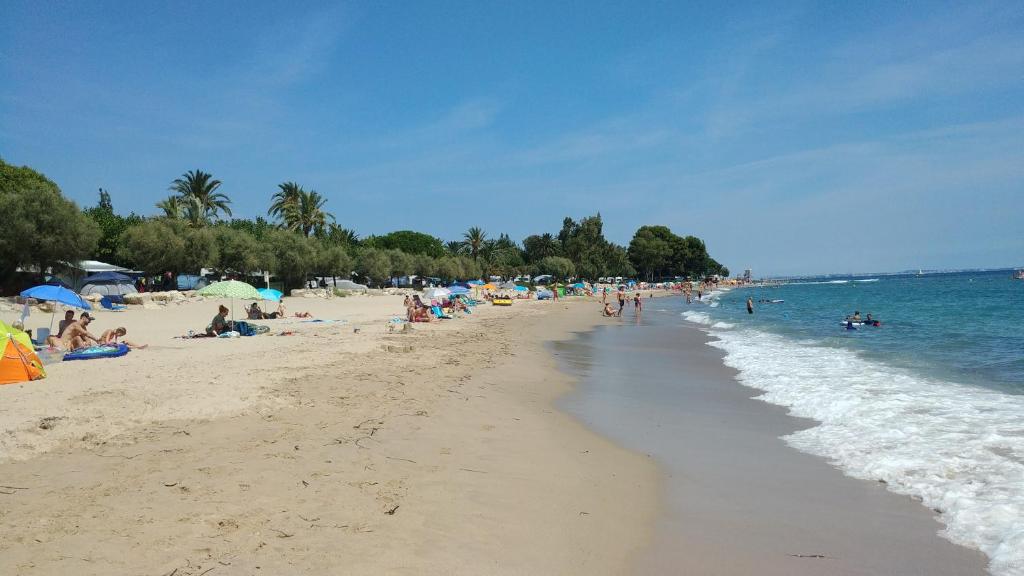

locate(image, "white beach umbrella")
(422, 287), (451, 301)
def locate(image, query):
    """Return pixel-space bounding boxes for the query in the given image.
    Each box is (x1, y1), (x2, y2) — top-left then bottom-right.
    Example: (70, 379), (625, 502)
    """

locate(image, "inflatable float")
(63, 343), (130, 361)
(492, 298), (513, 306)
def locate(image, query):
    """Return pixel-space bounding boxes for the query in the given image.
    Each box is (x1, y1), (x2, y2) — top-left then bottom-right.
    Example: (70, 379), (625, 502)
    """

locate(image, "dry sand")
(0, 295), (658, 575)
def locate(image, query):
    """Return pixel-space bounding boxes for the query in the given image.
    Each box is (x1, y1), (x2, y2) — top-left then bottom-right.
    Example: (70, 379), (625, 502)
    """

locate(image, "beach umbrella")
(257, 288), (283, 301)
(466, 280), (483, 286)
(513, 285), (528, 292)
(571, 282), (586, 289)
(479, 283), (497, 291)
(20, 284), (93, 331)
(197, 280), (261, 326)
(422, 287), (451, 301)
(448, 285), (470, 295)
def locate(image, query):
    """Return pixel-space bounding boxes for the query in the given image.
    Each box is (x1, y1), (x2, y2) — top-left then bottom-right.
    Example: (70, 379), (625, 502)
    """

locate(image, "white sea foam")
(707, 328), (1024, 576)
(855, 278), (879, 283)
(710, 321), (734, 329)
(681, 310), (712, 325)
(794, 279), (851, 285)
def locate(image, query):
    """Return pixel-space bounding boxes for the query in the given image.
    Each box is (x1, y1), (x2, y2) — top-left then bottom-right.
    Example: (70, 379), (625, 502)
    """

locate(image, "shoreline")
(0, 295), (659, 574)
(553, 297), (991, 575)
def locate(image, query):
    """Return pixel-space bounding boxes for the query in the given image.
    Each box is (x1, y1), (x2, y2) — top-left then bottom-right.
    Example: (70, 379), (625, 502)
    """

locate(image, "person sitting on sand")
(56, 313), (101, 350)
(273, 299), (311, 319)
(56, 310), (76, 338)
(602, 302), (616, 317)
(207, 305), (230, 336)
(99, 327), (147, 349)
(248, 302), (265, 320)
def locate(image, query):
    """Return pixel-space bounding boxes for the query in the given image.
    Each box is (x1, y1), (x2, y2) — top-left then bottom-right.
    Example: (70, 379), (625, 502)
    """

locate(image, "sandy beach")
(0, 295), (657, 575)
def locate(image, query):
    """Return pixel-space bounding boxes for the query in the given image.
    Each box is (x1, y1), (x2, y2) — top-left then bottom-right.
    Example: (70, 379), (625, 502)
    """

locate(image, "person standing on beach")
(617, 290), (626, 316)
(634, 293), (643, 313)
(747, 297), (754, 314)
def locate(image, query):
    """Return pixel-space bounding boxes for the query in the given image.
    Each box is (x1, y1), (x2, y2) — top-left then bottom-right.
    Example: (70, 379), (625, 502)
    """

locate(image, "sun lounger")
(431, 305), (452, 320)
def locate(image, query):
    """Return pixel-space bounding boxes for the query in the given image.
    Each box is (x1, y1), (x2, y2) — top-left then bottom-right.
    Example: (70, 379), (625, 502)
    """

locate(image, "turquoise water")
(678, 271), (1024, 574)
(699, 271), (1024, 391)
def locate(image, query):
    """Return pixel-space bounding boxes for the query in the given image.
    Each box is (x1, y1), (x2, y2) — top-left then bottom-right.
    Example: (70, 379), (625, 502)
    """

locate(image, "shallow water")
(681, 271), (1024, 575)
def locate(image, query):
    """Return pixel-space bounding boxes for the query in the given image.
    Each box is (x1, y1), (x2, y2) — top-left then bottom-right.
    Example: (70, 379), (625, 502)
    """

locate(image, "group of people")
(404, 294), (470, 322)
(602, 289), (643, 317)
(46, 310), (145, 351)
(246, 298), (312, 321)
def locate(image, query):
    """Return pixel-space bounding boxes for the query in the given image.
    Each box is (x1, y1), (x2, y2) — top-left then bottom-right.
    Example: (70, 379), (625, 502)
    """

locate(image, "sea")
(679, 270), (1024, 575)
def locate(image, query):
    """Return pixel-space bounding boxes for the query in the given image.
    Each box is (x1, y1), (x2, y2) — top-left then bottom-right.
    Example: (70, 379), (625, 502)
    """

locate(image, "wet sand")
(554, 308), (990, 575)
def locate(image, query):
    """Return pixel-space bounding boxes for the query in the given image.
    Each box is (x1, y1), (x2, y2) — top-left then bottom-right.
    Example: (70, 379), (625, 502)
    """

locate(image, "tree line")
(0, 159), (727, 291)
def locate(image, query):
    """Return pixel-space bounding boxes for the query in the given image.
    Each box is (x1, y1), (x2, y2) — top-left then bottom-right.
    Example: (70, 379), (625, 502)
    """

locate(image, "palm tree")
(269, 181), (302, 222)
(289, 189), (333, 237)
(445, 240), (465, 255)
(169, 169), (232, 223)
(156, 195), (183, 219)
(463, 227), (487, 260)
(326, 224), (359, 246)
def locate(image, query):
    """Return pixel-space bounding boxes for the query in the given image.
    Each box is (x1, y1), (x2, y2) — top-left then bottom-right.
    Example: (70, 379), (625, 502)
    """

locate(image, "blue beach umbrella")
(448, 285), (470, 295)
(466, 280), (483, 286)
(571, 282), (586, 289)
(21, 285), (92, 310)
(258, 288), (283, 301)
(513, 285), (528, 292)
(20, 284), (93, 331)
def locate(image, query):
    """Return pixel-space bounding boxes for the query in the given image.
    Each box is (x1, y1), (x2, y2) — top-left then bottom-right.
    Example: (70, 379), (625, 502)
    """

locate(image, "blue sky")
(2, 1), (1022, 276)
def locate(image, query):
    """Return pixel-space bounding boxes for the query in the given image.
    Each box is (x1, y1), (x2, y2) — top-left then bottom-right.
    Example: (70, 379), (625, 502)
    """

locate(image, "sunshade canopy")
(20, 285), (92, 310)
(197, 280), (261, 300)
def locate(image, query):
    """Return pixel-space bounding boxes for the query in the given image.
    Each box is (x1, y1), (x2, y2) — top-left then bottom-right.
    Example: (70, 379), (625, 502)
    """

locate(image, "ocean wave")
(707, 329), (1024, 575)
(711, 321), (734, 329)
(855, 278), (879, 283)
(794, 280), (851, 285)
(681, 310), (712, 325)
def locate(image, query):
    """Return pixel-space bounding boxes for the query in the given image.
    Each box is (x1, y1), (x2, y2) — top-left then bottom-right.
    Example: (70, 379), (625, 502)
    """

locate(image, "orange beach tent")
(1, 320), (45, 385)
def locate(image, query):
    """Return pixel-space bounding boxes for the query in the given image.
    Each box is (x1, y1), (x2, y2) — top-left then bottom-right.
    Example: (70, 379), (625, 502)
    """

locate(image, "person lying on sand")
(275, 299), (312, 319)
(99, 327), (147, 349)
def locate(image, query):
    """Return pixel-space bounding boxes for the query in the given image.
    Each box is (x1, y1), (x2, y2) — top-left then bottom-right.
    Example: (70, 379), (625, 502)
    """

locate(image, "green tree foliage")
(83, 189), (143, 266)
(156, 195), (184, 219)
(118, 220), (187, 274)
(265, 229), (315, 289)
(456, 255), (481, 280)
(626, 226), (720, 279)
(445, 240), (465, 255)
(367, 230), (446, 258)
(387, 249), (416, 278)
(413, 254), (436, 277)
(355, 247), (392, 287)
(0, 159), (100, 282)
(522, 232), (561, 263)
(169, 169), (232, 225)
(323, 224), (359, 248)
(315, 242), (353, 281)
(214, 226), (274, 275)
(224, 217), (276, 241)
(627, 225), (676, 280)
(537, 256), (575, 280)
(434, 257), (461, 282)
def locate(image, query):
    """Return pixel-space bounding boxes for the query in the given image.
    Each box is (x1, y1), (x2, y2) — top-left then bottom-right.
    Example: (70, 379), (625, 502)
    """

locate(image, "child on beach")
(634, 293), (643, 313)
